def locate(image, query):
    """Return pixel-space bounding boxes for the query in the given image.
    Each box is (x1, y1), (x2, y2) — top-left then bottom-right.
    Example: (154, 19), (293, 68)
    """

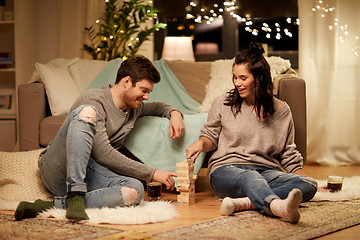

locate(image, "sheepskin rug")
(312, 176), (360, 201)
(38, 200), (179, 224)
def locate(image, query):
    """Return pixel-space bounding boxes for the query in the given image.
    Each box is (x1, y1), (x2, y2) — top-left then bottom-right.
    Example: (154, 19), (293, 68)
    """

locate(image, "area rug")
(0, 213), (124, 240)
(154, 200), (360, 240)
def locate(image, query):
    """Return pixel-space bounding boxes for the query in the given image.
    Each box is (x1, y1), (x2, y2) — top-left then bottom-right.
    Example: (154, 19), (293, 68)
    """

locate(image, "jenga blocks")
(176, 159), (196, 205)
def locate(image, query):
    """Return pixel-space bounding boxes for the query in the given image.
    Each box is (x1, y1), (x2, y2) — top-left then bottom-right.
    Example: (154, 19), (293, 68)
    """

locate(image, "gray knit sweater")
(200, 93), (303, 177)
(71, 84), (176, 181)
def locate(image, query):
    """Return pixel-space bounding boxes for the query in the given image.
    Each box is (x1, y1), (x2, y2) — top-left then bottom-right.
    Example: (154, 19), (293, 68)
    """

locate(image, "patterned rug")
(154, 200), (360, 240)
(0, 213), (123, 240)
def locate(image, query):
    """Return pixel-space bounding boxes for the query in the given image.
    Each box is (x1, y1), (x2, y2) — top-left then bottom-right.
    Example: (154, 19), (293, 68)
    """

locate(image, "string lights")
(185, 1), (299, 41)
(312, 0), (359, 57)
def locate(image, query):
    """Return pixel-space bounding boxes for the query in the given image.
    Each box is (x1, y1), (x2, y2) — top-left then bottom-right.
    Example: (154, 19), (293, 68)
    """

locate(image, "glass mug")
(147, 181), (162, 200)
(327, 176), (344, 192)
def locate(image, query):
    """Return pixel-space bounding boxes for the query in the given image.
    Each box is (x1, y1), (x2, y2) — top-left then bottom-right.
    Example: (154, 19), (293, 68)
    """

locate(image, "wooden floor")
(2, 165), (360, 239)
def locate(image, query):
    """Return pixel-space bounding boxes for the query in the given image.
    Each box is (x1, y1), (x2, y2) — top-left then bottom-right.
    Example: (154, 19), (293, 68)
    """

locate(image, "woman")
(186, 42), (318, 223)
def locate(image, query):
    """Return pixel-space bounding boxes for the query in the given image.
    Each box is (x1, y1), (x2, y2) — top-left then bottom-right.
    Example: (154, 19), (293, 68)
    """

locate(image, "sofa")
(18, 59), (307, 163)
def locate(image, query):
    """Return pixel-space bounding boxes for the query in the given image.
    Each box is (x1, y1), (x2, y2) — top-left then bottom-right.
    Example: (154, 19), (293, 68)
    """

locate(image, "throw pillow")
(36, 62), (81, 116)
(198, 56), (291, 113)
(0, 149), (53, 203)
(198, 59), (234, 113)
(68, 59), (108, 92)
(29, 57), (80, 83)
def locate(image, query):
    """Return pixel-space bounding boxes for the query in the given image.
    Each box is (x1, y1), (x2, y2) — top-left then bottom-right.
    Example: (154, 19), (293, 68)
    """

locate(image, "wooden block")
(178, 178), (195, 185)
(177, 193), (195, 200)
(178, 186), (195, 193)
(177, 194), (195, 205)
(177, 174), (194, 180)
(177, 183), (195, 192)
(176, 165), (195, 172)
(179, 192), (195, 197)
(186, 159), (193, 166)
(177, 167), (194, 174)
(177, 181), (195, 188)
(176, 169), (191, 175)
(176, 160), (194, 168)
(177, 180), (194, 188)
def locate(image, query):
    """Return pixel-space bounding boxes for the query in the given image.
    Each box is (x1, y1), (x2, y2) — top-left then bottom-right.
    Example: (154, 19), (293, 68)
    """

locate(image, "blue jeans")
(38, 105), (145, 209)
(210, 165), (317, 215)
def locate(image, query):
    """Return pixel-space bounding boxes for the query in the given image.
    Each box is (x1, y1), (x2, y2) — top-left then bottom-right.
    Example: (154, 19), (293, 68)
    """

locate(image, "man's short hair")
(115, 56), (160, 85)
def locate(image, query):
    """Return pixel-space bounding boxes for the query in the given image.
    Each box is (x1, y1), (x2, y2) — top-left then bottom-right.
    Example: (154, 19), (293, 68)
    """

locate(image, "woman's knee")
(299, 176), (318, 202)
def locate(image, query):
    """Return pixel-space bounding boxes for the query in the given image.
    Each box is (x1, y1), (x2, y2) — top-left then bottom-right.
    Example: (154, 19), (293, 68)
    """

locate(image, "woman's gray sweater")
(200, 93), (303, 177)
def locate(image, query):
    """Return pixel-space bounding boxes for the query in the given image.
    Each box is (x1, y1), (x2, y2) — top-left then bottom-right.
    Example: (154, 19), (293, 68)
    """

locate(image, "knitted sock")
(220, 197), (256, 216)
(15, 199), (53, 220)
(270, 188), (302, 223)
(121, 187), (139, 205)
(66, 195), (89, 221)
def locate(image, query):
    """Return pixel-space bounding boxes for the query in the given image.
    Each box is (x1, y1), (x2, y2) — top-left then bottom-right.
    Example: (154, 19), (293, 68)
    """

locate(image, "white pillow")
(36, 62), (81, 116)
(68, 59), (108, 92)
(198, 59), (234, 113)
(266, 56), (291, 78)
(29, 58), (80, 83)
(198, 56), (291, 113)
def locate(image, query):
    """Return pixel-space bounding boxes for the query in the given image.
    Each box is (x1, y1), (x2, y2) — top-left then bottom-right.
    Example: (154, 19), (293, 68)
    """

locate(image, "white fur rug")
(41, 200), (179, 224)
(0, 200), (179, 225)
(312, 176), (360, 201)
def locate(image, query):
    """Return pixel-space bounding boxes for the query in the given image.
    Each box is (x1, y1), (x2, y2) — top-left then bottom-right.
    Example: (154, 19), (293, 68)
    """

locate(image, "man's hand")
(169, 110), (185, 139)
(152, 170), (177, 190)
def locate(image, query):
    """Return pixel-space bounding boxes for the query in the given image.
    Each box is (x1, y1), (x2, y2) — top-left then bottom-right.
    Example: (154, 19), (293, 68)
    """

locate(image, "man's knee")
(79, 106), (97, 124)
(121, 187), (142, 206)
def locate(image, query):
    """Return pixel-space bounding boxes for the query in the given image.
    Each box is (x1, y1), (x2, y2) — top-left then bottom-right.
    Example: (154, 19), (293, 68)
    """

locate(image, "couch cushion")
(40, 115), (67, 147)
(166, 60), (211, 104)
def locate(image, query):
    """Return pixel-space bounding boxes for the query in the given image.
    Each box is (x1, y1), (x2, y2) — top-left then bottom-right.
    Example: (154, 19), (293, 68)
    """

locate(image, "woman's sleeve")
(199, 96), (223, 150)
(278, 116), (304, 173)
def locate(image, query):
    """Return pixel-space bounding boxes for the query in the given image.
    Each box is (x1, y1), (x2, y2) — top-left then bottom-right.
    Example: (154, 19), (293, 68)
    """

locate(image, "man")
(15, 56), (184, 221)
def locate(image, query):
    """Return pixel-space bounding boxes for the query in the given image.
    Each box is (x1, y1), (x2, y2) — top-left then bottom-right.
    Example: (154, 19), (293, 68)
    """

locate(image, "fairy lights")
(185, 0), (299, 41)
(312, 0), (359, 57)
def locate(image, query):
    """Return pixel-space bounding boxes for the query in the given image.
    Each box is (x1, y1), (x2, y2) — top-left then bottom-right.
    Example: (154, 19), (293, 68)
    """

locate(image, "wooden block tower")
(176, 159), (196, 205)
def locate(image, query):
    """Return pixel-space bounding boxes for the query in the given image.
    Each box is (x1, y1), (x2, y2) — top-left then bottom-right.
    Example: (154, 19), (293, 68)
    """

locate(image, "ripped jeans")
(38, 105), (144, 209)
(210, 165), (317, 216)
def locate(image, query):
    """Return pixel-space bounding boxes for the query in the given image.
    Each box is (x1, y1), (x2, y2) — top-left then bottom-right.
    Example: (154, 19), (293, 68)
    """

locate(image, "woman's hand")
(169, 110), (185, 139)
(186, 140), (204, 162)
(152, 170), (177, 190)
(317, 185), (332, 192)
